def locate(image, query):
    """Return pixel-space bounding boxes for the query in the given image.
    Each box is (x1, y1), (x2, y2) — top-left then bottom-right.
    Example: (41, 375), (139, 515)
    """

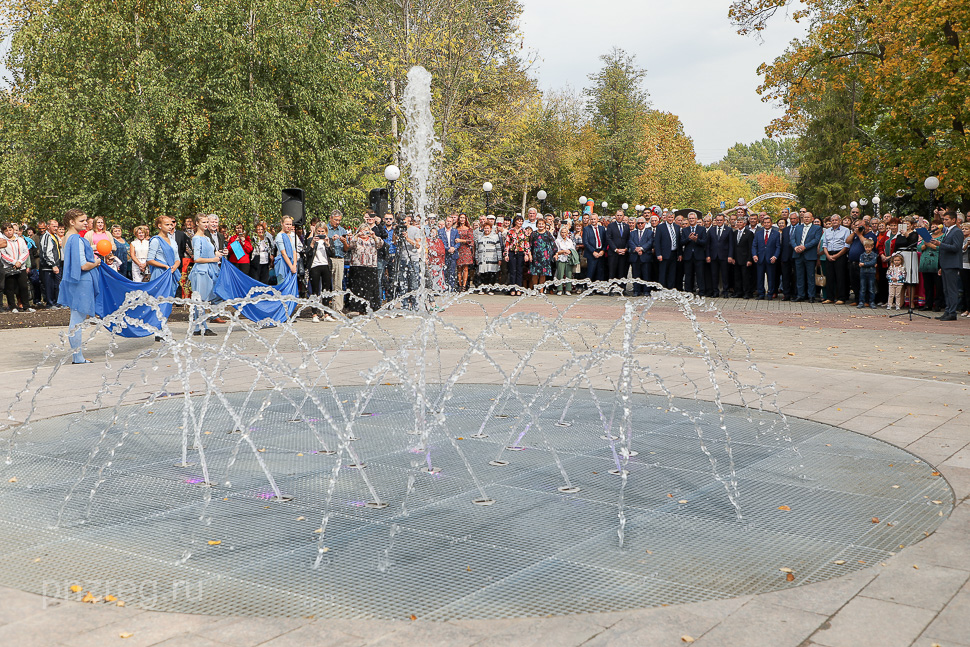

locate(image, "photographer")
(307, 222), (335, 322)
(846, 219), (876, 305)
(345, 223), (383, 313)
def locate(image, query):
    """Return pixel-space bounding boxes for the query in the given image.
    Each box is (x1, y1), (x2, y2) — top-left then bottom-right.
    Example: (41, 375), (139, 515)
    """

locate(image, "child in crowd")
(886, 253), (906, 310)
(857, 238), (878, 309)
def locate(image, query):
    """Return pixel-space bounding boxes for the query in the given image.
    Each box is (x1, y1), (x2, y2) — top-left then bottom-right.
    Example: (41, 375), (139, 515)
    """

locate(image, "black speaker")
(281, 187), (305, 226)
(368, 188), (388, 216)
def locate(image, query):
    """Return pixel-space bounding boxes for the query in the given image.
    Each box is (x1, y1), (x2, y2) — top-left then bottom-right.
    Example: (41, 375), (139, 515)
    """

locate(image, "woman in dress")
(426, 225), (447, 294)
(503, 215), (528, 296)
(475, 222), (501, 291)
(189, 215), (222, 336)
(553, 226), (577, 295)
(57, 209), (101, 363)
(129, 226), (151, 282)
(227, 223), (254, 277)
(250, 221), (274, 283)
(528, 218), (556, 293)
(345, 223), (383, 313)
(455, 212), (475, 291)
(110, 224), (129, 278)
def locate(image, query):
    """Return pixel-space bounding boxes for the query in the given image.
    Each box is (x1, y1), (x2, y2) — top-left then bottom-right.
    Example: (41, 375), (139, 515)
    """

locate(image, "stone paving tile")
(810, 596), (935, 647)
(939, 466), (970, 500)
(860, 561), (969, 611)
(62, 611), (221, 647)
(362, 620), (487, 647)
(0, 584), (51, 627)
(912, 636), (970, 647)
(152, 636), (228, 647)
(0, 601), (145, 645)
(692, 597), (826, 647)
(580, 606), (722, 647)
(758, 570), (878, 616)
(458, 615), (613, 647)
(256, 623), (368, 647)
(841, 414), (907, 436)
(192, 616), (311, 647)
(874, 426), (931, 447)
(919, 587), (970, 646)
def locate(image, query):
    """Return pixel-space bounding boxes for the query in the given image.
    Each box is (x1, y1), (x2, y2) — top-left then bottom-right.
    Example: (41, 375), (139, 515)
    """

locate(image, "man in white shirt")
(821, 214), (851, 304)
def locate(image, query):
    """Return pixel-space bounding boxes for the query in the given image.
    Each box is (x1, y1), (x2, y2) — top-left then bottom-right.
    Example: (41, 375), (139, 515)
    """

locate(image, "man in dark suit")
(776, 216), (794, 299)
(678, 211), (706, 295)
(629, 214), (654, 296)
(790, 209), (822, 301)
(654, 211), (680, 290)
(937, 210), (965, 321)
(605, 209), (630, 289)
(752, 214), (782, 299)
(731, 211), (756, 298)
(705, 213), (733, 297)
(581, 214), (607, 285)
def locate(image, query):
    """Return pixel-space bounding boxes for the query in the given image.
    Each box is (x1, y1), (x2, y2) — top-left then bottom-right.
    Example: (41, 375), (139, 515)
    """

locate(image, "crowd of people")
(2, 200), (969, 335)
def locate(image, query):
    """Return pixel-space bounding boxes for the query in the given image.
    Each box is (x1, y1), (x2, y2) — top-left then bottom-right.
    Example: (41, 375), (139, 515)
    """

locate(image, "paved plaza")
(0, 295), (968, 647)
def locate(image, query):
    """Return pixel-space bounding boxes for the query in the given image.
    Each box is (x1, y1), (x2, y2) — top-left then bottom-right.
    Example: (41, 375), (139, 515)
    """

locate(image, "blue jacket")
(705, 224), (734, 261)
(581, 225), (607, 260)
(679, 224), (707, 261)
(939, 225), (966, 270)
(779, 226), (793, 262)
(751, 227), (781, 264)
(629, 227), (654, 263)
(605, 221), (630, 254)
(654, 221), (681, 260)
(439, 227), (460, 257)
(790, 223), (822, 261)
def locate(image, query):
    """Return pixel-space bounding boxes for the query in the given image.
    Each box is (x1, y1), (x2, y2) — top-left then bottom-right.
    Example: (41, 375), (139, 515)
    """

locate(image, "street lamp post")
(872, 195), (880, 219)
(924, 176), (940, 220)
(384, 164), (401, 218)
(537, 189), (547, 216)
(483, 182), (493, 216)
(601, 201), (608, 216)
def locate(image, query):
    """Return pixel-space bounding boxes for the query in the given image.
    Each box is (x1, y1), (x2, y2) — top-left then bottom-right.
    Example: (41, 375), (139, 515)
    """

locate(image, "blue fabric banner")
(94, 264), (177, 337)
(214, 260), (297, 324)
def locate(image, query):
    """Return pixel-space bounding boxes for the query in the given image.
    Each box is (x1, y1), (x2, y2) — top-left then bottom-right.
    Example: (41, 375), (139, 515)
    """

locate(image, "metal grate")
(0, 385), (953, 620)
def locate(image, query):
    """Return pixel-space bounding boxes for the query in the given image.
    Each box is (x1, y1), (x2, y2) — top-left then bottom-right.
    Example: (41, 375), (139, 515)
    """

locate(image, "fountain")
(0, 67), (954, 620)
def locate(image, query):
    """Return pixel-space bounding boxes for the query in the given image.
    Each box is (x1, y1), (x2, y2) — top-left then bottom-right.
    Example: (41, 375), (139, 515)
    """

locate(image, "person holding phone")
(308, 222), (334, 322)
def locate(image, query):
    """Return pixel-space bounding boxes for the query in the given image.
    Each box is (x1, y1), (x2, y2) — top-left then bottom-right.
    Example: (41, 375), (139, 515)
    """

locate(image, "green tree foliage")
(707, 137), (798, 176)
(637, 112), (707, 209)
(584, 48), (649, 207)
(0, 0), (373, 228)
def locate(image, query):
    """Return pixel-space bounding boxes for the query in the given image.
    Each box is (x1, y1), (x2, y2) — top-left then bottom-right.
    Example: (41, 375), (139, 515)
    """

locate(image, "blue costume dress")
(189, 235), (218, 332)
(57, 234), (99, 362)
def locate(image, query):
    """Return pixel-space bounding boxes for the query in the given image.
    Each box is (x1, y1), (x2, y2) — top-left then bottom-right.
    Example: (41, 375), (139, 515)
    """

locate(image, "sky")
(518, 0), (807, 164)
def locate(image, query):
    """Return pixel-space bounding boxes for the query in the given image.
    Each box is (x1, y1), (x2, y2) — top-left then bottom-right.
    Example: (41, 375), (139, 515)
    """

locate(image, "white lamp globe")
(872, 195), (881, 205)
(601, 201), (608, 208)
(924, 176), (940, 191)
(621, 203), (629, 210)
(537, 190), (547, 201)
(579, 195), (587, 204)
(384, 165), (401, 182)
(482, 182), (493, 193)
(849, 201), (858, 209)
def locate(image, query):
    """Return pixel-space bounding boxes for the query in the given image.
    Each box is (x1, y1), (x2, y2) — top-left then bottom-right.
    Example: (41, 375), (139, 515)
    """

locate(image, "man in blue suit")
(605, 210), (630, 290)
(751, 214), (781, 299)
(790, 209), (823, 302)
(582, 214), (608, 286)
(439, 213), (460, 291)
(678, 211), (707, 295)
(654, 211), (680, 290)
(776, 215), (794, 299)
(705, 213), (733, 297)
(937, 210), (965, 321)
(629, 214), (654, 296)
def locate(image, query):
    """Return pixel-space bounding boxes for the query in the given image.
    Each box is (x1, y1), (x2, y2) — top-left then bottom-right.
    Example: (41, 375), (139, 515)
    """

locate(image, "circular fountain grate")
(0, 385), (953, 619)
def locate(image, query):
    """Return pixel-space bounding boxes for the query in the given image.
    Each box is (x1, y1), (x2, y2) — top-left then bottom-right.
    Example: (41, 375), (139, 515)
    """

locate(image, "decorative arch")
(719, 192), (799, 215)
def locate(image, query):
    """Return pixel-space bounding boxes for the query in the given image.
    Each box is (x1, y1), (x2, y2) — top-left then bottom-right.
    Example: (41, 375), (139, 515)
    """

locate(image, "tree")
(637, 111), (707, 209)
(0, 0), (374, 228)
(731, 0), (970, 209)
(707, 137), (798, 176)
(584, 48), (650, 206)
(702, 169), (757, 212)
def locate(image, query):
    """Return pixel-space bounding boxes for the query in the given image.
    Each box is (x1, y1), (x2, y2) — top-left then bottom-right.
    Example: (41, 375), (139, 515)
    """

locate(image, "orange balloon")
(96, 239), (112, 256)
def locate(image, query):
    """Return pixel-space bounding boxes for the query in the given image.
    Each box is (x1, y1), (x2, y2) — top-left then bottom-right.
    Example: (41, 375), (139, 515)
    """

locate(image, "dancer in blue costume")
(189, 214), (223, 336)
(57, 209), (102, 364)
(274, 216), (299, 286)
(146, 215), (181, 341)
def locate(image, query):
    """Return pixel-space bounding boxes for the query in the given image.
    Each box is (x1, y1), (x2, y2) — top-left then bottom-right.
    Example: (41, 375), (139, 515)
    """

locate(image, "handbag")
(814, 266), (826, 287)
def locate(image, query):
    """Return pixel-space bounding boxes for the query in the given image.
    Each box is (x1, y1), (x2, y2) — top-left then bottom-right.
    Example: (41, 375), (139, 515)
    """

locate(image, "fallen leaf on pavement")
(777, 505), (791, 511)
(681, 637), (695, 644)
(872, 517), (880, 523)
(207, 540), (221, 546)
(119, 633), (133, 639)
